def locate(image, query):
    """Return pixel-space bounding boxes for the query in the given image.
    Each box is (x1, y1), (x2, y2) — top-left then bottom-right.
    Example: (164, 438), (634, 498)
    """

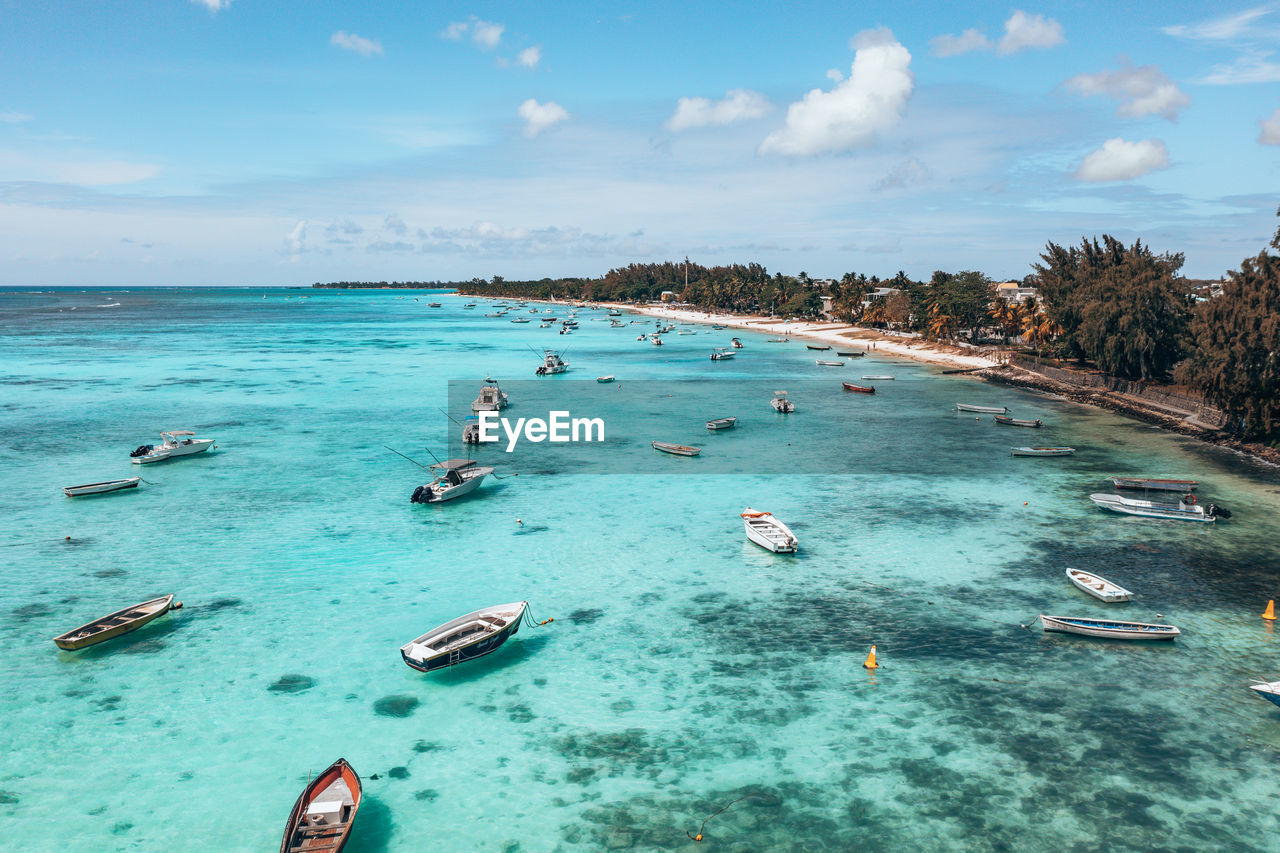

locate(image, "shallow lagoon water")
(2, 288), (1280, 851)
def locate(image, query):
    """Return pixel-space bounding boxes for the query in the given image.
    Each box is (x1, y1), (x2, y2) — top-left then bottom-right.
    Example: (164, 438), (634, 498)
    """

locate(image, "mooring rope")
(686, 796), (746, 842)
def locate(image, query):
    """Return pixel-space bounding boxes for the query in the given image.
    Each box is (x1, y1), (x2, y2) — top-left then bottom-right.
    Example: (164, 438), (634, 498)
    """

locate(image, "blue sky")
(1, 1), (1278, 285)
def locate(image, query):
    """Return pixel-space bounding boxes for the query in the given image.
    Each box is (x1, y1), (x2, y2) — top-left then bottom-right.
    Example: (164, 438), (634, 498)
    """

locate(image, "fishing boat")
(770, 391), (795, 413)
(608, 309), (622, 316)
(400, 601), (528, 672)
(842, 382), (875, 394)
(731, 338), (744, 348)
(410, 459), (495, 503)
(464, 303), (476, 308)
(1010, 447), (1075, 457)
(836, 350), (864, 357)
(1065, 568), (1132, 603)
(1249, 681), (1280, 709)
(461, 416), (481, 445)
(53, 594), (176, 650)
(427, 302), (442, 308)
(710, 348), (735, 360)
(706, 416), (737, 430)
(1039, 614), (1179, 640)
(471, 383), (509, 412)
(815, 360), (843, 367)
(806, 344), (831, 351)
(534, 350), (569, 375)
(63, 477), (141, 497)
(130, 430), (215, 464)
(652, 441), (700, 456)
(511, 317), (531, 323)
(651, 336), (664, 346)
(279, 758), (362, 853)
(1110, 476), (1198, 492)
(1089, 492), (1225, 523)
(956, 403), (1007, 414)
(741, 508), (798, 553)
(993, 415), (1041, 428)
(597, 375), (615, 383)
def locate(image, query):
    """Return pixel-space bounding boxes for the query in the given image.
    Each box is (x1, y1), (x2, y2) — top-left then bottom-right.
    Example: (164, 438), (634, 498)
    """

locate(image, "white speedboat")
(731, 338), (743, 348)
(1065, 568), (1132, 603)
(63, 477), (141, 497)
(471, 383), (510, 412)
(1089, 492), (1224, 523)
(130, 431), (215, 464)
(410, 459), (495, 503)
(651, 336), (664, 346)
(535, 350), (569, 375)
(710, 348), (735, 360)
(770, 391), (795, 413)
(742, 508), (798, 553)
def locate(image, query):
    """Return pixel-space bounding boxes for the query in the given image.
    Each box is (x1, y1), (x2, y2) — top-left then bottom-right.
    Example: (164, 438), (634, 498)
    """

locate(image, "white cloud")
(998, 11), (1065, 55)
(759, 28), (913, 156)
(825, 69), (844, 82)
(1260, 108), (1280, 145)
(1203, 52), (1280, 84)
(1065, 62), (1189, 120)
(1162, 8), (1272, 40)
(666, 89), (771, 132)
(0, 112), (31, 123)
(0, 150), (160, 185)
(1074, 138), (1170, 182)
(517, 46), (542, 69)
(191, 0), (230, 11)
(441, 17), (503, 49)
(384, 213), (407, 236)
(330, 31), (383, 57)
(931, 28), (992, 57)
(518, 99), (568, 137)
(284, 220), (307, 256)
(442, 21), (468, 40)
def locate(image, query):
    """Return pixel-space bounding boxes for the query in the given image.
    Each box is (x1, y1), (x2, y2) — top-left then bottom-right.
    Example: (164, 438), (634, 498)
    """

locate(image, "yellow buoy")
(863, 645), (878, 669)
(1264, 600), (1276, 620)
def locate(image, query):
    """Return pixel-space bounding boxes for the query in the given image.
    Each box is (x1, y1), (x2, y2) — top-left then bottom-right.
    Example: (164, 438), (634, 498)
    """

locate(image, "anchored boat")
(279, 758), (362, 853)
(1065, 568), (1132, 603)
(1089, 492), (1225, 523)
(652, 441), (700, 456)
(742, 508), (798, 553)
(842, 382), (875, 394)
(1249, 681), (1280, 709)
(130, 430), (215, 464)
(597, 375), (615, 383)
(411, 459), (495, 503)
(471, 382), (509, 412)
(770, 390), (795, 413)
(535, 350), (569, 375)
(1039, 614), (1179, 640)
(400, 601), (528, 672)
(710, 347), (735, 360)
(994, 415), (1041, 428)
(63, 477), (141, 497)
(815, 360), (843, 367)
(1011, 447), (1075, 457)
(837, 350), (864, 357)
(706, 416), (737, 430)
(1110, 476), (1198, 492)
(806, 344), (831, 351)
(956, 403), (1007, 414)
(53, 594), (177, 650)
(862, 375), (894, 381)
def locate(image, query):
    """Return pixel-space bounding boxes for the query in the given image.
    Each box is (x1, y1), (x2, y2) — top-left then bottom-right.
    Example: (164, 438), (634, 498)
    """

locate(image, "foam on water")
(1, 287), (1279, 851)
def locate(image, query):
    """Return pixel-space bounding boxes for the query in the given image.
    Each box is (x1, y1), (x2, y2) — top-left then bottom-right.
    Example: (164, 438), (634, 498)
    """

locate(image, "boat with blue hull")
(1039, 614), (1180, 640)
(400, 601), (527, 672)
(1249, 681), (1280, 709)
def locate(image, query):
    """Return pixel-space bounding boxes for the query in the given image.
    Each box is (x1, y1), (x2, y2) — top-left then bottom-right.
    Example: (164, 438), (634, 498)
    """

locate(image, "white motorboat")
(1249, 681), (1280, 710)
(710, 348), (735, 360)
(535, 350), (569, 375)
(1039, 614), (1179, 640)
(651, 336), (664, 346)
(471, 383), (510, 412)
(410, 459), (495, 503)
(511, 317), (531, 323)
(1089, 492), (1224, 523)
(731, 338), (743, 348)
(706, 416), (737, 430)
(770, 391), (795, 413)
(1065, 568), (1132, 603)
(741, 508), (798, 553)
(1011, 447), (1075, 457)
(63, 477), (141, 497)
(636, 334), (647, 341)
(956, 403), (1007, 414)
(400, 601), (528, 672)
(130, 430), (215, 464)
(462, 416), (482, 445)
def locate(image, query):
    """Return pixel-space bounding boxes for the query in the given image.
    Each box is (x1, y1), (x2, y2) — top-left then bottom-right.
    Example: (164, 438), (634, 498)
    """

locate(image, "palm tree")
(1021, 300), (1063, 361)
(927, 303), (956, 340)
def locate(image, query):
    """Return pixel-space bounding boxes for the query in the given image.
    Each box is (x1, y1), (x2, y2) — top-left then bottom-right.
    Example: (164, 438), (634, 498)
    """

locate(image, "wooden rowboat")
(706, 417), (737, 430)
(956, 403), (1006, 414)
(861, 375), (894, 381)
(1065, 568), (1132, 603)
(842, 382), (875, 394)
(280, 758), (362, 853)
(1039, 614), (1178, 640)
(806, 344), (831, 351)
(1110, 476), (1198, 492)
(596, 375), (615, 383)
(652, 441), (701, 456)
(994, 415), (1041, 428)
(815, 360), (843, 366)
(1010, 447), (1075, 457)
(836, 351), (864, 357)
(742, 507), (798, 553)
(63, 477), (141, 497)
(53, 594), (176, 650)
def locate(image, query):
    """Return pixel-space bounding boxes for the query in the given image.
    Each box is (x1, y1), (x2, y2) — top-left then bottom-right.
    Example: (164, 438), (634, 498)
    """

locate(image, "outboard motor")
(410, 485), (428, 503)
(130, 444), (153, 458)
(1207, 503), (1232, 519)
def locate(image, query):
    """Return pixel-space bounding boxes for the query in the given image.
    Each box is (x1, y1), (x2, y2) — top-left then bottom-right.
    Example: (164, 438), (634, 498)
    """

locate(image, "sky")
(1, 1), (1279, 285)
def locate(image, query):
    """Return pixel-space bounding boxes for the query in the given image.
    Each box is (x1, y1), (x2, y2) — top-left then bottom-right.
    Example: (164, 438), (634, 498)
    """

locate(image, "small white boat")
(410, 459), (495, 503)
(535, 350), (569, 375)
(741, 508), (797, 553)
(597, 375), (615, 383)
(511, 317), (531, 323)
(471, 383), (509, 412)
(636, 334), (647, 341)
(706, 417), (737, 431)
(1089, 492), (1224, 523)
(770, 391), (795, 413)
(427, 302), (442, 308)
(400, 601), (527, 672)
(815, 360), (843, 367)
(651, 336), (664, 346)
(862, 375), (894, 381)
(994, 415), (1041, 428)
(63, 477), (141, 497)
(767, 338), (788, 342)
(130, 431), (215, 464)
(710, 348), (735, 360)
(1065, 568), (1132, 603)
(731, 338), (743, 348)
(1039, 614), (1179, 640)
(957, 403), (1007, 414)
(1011, 447), (1075, 457)
(652, 441), (700, 456)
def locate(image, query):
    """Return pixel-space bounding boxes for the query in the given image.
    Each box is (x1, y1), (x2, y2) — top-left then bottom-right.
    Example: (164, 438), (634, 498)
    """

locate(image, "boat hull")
(957, 403), (1007, 414)
(994, 416), (1040, 427)
(1111, 477), (1198, 492)
(652, 442), (700, 456)
(1250, 683), (1280, 708)
(131, 440), (214, 464)
(1089, 493), (1214, 523)
(706, 418), (737, 430)
(53, 594), (175, 650)
(842, 383), (874, 394)
(63, 477), (141, 497)
(401, 604), (525, 672)
(742, 509), (797, 553)
(1065, 569), (1131, 603)
(1010, 447), (1075, 457)
(279, 758), (362, 853)
(1040, 614), (1178, 640)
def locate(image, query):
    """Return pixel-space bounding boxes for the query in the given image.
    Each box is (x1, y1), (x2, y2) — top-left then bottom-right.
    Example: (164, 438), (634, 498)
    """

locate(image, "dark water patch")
(59, 595), (80, 605)
(96, 695), (123, 710)
(373, 695), (419, 718)
(119, 639), (166, 655)
(413, 789), (439, 801)
(568, 608), (604, 624)
(387, 766), (410, 779)
(512, 524), (549, 535)
(94, 568), (127, 578)
(11, 602), (53, 622)
(506, 702), (535, 723)
(268, 674), (315, 694)
(202, 598), (244, 612)
(635, 591), (664, 606)
(610, 699), (634, 712)
(195, 420), (244, 429)
(412, 740), (443, 753)
(110, 822), (132, 835)
(0, 791), (18, 804)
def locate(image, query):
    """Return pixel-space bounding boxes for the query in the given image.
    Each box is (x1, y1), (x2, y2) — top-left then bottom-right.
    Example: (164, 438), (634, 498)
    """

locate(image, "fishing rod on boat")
(383, 445), (433, 471)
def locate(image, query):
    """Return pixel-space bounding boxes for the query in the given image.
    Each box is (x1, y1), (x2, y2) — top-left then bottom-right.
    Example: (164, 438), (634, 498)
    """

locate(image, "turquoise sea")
(2, 287), (1280, 851)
